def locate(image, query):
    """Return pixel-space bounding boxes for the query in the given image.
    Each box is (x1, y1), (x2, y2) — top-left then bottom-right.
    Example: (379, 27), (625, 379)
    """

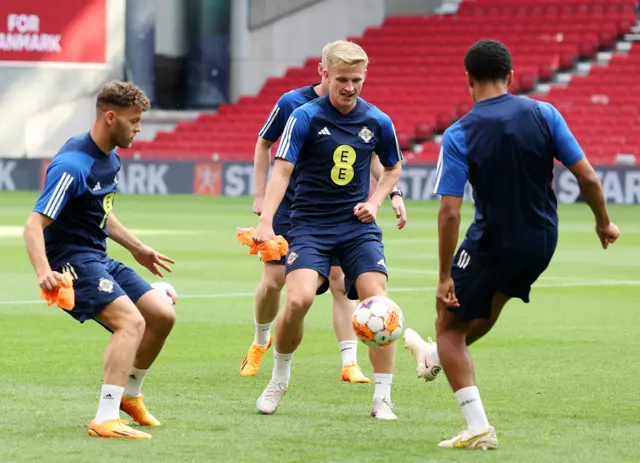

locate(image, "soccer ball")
(151, 282), (178, 307)
(352, 296), (404, 347)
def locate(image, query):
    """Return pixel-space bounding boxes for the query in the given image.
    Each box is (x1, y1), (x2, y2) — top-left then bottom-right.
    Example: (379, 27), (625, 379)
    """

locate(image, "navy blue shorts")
(267, 213), (340, 267)
(285, 222), (387, 300)
(449, 240), (553, 321)
(54, 253), (152, 323)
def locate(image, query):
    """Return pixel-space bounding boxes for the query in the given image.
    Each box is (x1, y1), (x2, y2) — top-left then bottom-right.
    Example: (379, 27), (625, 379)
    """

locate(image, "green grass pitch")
(0, 192), (638, 462)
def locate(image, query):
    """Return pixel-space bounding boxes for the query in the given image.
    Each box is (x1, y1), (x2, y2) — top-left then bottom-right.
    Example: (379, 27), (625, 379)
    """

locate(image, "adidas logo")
(93, 182), (101, 191)
(103, 393), (114, 400)
(377, 259), (386, 268)
(318, 127), (331, 136)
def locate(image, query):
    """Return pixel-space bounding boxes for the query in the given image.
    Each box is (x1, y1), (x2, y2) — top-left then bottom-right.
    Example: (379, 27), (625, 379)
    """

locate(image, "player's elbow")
(569, 158), (600, 188)
(273, 159), (294, 179)
(576, 169), (601, 189)
(255, 137), (273, 155)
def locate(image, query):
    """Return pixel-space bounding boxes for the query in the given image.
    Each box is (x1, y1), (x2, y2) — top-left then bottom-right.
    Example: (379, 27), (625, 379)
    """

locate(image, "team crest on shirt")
(358, 126), (373, 143)
(287, 252), (298, 265)
(98, 277), (114, 293)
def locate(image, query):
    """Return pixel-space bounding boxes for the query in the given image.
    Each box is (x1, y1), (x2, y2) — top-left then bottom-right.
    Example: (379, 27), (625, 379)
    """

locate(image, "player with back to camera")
(242, 40), (408, 383)
(403, 39), (620, 449)
(23, 81), (178, 439)
(252, 40), (405, 420)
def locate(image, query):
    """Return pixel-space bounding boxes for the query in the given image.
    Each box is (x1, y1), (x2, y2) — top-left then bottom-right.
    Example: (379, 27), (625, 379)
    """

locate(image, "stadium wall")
(230, 0), (385, 101)
(0, 0), (126, 157)
(1, 159), (639, 204)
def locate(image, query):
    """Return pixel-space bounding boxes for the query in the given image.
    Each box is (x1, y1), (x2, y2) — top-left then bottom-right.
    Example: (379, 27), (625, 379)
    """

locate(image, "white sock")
(431, 343), (441, 365)
(254, 321), (271, 346)
(339, 340), (358, 367)
(455, 386), (490, 433)
(124, 366), (148, 398)
(94, 384), (124, 424)
(373, 373), (393, 400)
(272, 350), (293, 384)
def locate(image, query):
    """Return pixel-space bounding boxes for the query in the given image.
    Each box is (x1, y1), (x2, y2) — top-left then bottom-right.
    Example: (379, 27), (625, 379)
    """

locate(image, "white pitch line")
(1, 280), (638, 306)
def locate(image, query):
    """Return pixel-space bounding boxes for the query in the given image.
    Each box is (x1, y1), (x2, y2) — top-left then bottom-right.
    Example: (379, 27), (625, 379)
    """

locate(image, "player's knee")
(121, 310), (146, 341)
(155, 304), (176, 333)
(355, 272), (387, 300)
(261, 266), (286, 293)
(261, 276), (284, 293)
(284, 291), (314, 316)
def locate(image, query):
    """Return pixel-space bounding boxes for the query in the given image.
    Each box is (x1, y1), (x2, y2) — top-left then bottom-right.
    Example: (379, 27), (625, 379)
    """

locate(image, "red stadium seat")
(120, 0), (639, 166)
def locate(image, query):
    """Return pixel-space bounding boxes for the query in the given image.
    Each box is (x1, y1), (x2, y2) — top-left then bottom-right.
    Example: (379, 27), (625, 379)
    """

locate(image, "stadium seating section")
(119, 0), (638, 166)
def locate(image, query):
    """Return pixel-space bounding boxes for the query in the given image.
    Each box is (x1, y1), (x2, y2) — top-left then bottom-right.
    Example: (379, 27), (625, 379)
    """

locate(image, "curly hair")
(96, 80), (151, 111)
(464, 39), (513, 83)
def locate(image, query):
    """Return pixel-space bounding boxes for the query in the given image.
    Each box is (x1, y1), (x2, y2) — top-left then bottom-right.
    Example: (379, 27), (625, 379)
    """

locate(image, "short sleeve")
(537, 101), (585, 167)
(274, 108), (311, 164)
(433, 128), (469, 197)
(258, 93), (292, 142)
(33, 157), (84, 220)
(374, 113), (403, 167)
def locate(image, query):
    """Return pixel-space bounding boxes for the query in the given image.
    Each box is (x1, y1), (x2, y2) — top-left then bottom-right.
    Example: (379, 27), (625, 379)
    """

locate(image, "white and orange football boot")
(88, 418), (152, 439)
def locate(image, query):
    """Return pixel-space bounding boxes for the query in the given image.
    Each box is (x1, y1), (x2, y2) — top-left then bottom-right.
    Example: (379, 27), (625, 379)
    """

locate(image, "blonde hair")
(322, 40), (368, 70)
(97, 80), (151, 111)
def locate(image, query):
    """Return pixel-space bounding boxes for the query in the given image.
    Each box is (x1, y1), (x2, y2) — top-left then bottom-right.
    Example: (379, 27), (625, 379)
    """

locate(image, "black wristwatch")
(389, 190), (403, 200)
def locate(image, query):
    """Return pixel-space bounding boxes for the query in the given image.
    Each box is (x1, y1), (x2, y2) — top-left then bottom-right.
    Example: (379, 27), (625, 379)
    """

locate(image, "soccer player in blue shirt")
(23, 81), (177, 439)
(242, 41), (407, 383)
(251, 40), (404, 420)
(403, 39), (620, 449)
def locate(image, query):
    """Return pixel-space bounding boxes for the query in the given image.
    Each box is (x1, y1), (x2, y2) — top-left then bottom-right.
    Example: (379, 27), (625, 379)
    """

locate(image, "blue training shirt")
(33, 132), (121, 268)
(434, 93), (584, 254)
(258, 84), (319, 217)
(274, 94), (403, 225)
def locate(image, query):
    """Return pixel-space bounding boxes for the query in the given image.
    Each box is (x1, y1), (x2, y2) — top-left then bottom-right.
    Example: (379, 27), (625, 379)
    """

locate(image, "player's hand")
(252, 223), (275, 245)
(391, 196), (407, 230)
(354, 201), (379, 224)
(596, 222), (620, 249)
(436, 277), (459, 307)
(253, 196), (264, 216)
(132, 245), (175, 277)
(38, 270), (68, 292)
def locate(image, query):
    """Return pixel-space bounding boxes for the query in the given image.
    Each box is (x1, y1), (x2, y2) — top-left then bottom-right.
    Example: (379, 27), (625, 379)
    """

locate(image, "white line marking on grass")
(1, 280), (638, 306)
(0, 226), (201, 239)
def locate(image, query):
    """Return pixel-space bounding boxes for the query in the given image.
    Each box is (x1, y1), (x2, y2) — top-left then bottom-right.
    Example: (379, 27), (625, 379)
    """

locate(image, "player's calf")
(254, 262), (286, 326)
(256, 269), (322, 415)
(241, 264), (284, 376)
(94, 296), (146, 425)
(352, 271), (398, 418)
(121, 289), (176, 426)
(329, 267), (368, 382)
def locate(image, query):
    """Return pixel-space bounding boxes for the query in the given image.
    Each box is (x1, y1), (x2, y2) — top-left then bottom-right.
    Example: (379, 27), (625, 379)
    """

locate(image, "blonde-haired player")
(242, 41), (407, 383)
(252, 40), (404, 419)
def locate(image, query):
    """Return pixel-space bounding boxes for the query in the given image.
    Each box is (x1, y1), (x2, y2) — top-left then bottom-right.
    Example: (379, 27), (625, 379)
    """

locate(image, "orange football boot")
(120, 396), (161, 427)
(88, 418), (152, 439)
(340, 363), (371, 383)
(240, 336), (272, 377)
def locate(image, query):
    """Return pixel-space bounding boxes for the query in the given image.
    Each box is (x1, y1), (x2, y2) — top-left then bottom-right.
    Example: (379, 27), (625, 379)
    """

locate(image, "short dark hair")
(96, 80), (151, 111)
(464, 39), (513, 83)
